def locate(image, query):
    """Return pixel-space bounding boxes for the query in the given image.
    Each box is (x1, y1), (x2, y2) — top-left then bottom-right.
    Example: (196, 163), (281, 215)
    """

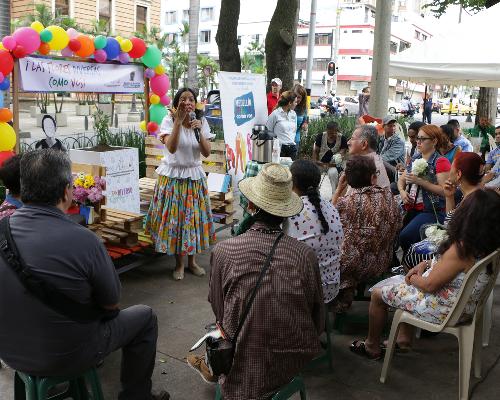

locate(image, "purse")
(205, 232), (284, 376)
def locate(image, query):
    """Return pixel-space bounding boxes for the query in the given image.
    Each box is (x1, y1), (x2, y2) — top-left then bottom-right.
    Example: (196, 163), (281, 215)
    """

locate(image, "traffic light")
(327, 61), (336, 76)
(298, 69), (303, 81)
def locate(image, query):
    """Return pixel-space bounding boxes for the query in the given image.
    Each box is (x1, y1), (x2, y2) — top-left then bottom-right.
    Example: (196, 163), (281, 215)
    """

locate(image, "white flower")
(412, 159), (428, 176)
(425, 226), (448, 244)
(333, 153), (343, 165)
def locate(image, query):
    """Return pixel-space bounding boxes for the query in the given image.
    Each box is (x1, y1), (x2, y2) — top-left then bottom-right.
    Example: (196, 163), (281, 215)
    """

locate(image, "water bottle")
(272, 138), (281, 163)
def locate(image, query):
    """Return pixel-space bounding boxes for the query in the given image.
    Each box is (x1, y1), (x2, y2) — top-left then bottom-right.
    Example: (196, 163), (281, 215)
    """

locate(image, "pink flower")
(73, 186), (89, 204)
(87, 186), (103, 203)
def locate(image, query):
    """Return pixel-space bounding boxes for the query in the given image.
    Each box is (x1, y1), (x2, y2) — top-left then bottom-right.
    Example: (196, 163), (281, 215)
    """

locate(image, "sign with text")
(19, 57), (144, 94)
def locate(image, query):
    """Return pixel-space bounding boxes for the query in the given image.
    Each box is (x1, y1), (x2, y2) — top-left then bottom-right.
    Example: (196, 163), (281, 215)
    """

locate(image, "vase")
(79, 205), (95, 225)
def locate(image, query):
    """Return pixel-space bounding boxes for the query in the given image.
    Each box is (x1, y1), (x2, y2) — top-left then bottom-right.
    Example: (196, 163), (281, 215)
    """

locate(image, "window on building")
(313, 58), (330, 71)
(343, 30), (348, 33)
(166, 33), (176, 44)
(99, 0), (111, 30)
(352, 30), (362, 33)
(315, 33), (332, 45)
(392, 15), (399, 22)
(399, 41), (411, 52)
(237, 36), (241, 45)
(350, 56), (361, 59)
(55, 0), (70, 15)
(200, 30), (211, 44)
(369, 57), (373, 60)
(251, 34), (260, 44)
(415, 30), (420, 39)
(390, 41), (398, 53)
(182, 10), (189, 23)
(165, 11), (177, 24)
(201, 7), (214, 21)
(422, 34), (427, 40)
(136, 5), (147, 32)
(371, 10), (376, 18)
(297, 34), (308, 46)
(296, 59), (307, 70)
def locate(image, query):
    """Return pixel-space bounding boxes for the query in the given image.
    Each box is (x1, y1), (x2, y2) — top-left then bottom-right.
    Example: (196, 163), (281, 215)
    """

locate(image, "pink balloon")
(118, 52), (130, 64)
(0, 73), (4, 82)
(13, 27), (41, 54)
(94, 49), (107, 63)
(160, 95), (171, 106)
(61, 47), (73, 57)
(2, 36), (17, 51)
(150, 74), (170, 97)
(67, 28), (79, 39)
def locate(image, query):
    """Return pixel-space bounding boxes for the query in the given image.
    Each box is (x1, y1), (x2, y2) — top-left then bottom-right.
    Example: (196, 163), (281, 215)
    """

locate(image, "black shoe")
(151, 390), (170, 400)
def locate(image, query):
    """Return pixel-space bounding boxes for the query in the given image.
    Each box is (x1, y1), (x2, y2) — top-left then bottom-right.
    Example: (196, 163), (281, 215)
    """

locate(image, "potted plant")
(72, 172), (106, 224)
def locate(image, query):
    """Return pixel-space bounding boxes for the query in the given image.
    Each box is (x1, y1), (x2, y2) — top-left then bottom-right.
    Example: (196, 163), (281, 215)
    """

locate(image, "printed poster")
(218, 72), (267, 186)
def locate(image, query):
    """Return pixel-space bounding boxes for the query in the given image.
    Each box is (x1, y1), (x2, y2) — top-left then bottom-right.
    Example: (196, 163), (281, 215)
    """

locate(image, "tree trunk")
(215, 0), (241, 72)
(474, 87), (497, 125)
(188, 0), (200, 92)
(265, 0), (300, 92)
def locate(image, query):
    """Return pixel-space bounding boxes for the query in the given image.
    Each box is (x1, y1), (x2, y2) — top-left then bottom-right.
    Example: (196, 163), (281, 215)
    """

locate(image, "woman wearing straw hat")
(187, 163), (324, 399)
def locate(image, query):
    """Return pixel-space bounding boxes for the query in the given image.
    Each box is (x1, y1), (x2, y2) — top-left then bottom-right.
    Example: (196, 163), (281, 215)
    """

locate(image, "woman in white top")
(266, 91), (298, 160)
(285, 159), (344, 303)
(144, 88), (216, 280)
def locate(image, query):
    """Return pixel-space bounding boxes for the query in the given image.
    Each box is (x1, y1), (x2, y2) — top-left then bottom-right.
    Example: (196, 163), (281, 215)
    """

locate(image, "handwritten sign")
(19, 56), (144, 94)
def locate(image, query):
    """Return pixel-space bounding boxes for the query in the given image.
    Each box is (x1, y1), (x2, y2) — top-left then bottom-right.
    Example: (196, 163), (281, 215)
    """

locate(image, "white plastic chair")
(380, 250), (500, 400)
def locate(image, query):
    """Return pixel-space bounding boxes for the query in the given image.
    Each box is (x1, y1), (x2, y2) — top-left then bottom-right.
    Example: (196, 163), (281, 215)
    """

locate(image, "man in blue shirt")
(448, 119), (473, 152)
(379, 116), (405, 167)
(485, 129), (500, 172)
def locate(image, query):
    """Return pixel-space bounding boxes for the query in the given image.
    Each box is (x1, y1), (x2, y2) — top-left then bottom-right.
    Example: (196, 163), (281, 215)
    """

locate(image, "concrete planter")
(36, 113), (68, 127)
(29, 106), (38, 118)
(76, 104), (91, 116)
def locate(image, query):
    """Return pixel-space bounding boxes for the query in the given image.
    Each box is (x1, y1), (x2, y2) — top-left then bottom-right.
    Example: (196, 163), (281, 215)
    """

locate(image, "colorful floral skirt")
(144, 175), (215, 255)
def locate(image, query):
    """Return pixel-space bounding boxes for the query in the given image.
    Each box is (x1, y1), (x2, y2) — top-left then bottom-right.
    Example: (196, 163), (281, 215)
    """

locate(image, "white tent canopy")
(389, 4), (500, 87)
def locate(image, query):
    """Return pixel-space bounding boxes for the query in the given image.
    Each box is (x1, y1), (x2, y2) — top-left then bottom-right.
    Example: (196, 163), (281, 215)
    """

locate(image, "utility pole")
(332, 1), (341, 96)
(369, 1), (392, 118)
(305, 0), (317, 103)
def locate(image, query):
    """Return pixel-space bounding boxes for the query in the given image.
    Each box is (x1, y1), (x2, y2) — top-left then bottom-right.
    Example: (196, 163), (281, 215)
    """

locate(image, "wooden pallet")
(145, 135), (162, 179)
(202, 140), (227, 174)
(101, 207), (144, 233)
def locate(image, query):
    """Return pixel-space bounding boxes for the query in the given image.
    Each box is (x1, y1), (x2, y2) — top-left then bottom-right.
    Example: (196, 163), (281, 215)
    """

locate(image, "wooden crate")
(101, 207), (144, 233)
(202, 140), (227, 174)
(145, 135), (163, 178)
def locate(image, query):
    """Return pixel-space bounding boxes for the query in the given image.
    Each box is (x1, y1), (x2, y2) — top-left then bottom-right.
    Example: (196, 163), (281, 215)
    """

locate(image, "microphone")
(189, 111), (200, 143)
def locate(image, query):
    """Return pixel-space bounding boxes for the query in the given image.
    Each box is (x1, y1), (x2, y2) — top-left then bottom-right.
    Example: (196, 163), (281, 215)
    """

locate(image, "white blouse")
(265, 107), (297, 145)
(157, 113), (215, 180)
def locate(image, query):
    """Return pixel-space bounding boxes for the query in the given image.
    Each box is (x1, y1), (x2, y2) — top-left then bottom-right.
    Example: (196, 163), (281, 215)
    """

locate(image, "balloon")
(0, 43), (4, 51)
(0, 51), (14, 76)
(0, 78), (10, 91)
(144, 68), (155, 79)
(149, 104), (167, 124)
(150, 94), (160, 105)
(39, 29), (53, 43)
(150, 74), (169, 97)
(38, 42), (50, 55)
(160, 95), (171, 106)
(61, 47), (73, 57)
(118, 52), (130, 64)
(94, 35), (107, 50)
(0, 108), (12, 122)
(94, 49), (107, 63)
(13, 45), (26, 59)
(120, 39), (133, 53)
(154, 65), (165, 75)
(115, 36), (123, 43)
(0, 151), (15, 167)
(47, 25), (69, 50)
(141, 45), (161, 68)
(68, 38), (81, 52)
(103, 37), (120, 60)
(67, 28), (79, 39)
(30, 21), (44, 33)
(13, 27), (41, 54)
(139, 120), (147, 132)
(75, 35), (94, 58)
(128, 37), (146, 58)
(0, 73), (3, 82)
(2, 36), (16, 51)
(147, 121), (159, 134)
(0, 123), (16, 151)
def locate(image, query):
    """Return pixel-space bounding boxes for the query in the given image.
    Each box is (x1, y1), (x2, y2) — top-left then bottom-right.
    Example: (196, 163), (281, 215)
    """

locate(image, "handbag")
(205, 232), (284, 376)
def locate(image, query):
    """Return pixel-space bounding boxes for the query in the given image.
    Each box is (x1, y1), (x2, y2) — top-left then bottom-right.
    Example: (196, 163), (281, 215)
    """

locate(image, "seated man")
(448, 119), (473, 152)
(379, 116), (405, 167)
(0, 154), (22, 220)
(0, 150), (168, 400)
(485, 129), (500, 173)
(484, 130), (500, 189)
(312, 121), (348, 193)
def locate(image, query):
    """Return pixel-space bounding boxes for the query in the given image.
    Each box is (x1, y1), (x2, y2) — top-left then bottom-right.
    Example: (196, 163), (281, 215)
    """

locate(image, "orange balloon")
(38, 42), (50, 55)
(0, 108), (12, 123)
(74, 35), (95, 58)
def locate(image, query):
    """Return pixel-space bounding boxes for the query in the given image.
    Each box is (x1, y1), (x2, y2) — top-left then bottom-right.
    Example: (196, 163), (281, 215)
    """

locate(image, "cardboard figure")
(35, 115), (66, 151)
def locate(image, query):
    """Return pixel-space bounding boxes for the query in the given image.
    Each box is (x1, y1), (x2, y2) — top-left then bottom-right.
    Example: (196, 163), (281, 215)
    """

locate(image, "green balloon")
(142, 45), (161, 68)
(94, 35), (107, 50)
(39, 29), (53, 43)
(149, 104), (167, 124)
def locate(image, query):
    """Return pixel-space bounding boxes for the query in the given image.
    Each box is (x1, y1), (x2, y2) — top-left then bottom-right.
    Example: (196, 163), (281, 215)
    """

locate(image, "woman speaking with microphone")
(145, 88), (215, 280)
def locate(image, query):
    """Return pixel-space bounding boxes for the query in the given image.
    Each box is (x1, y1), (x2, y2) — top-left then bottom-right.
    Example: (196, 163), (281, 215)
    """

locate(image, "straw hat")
(238, 163), (303, 217)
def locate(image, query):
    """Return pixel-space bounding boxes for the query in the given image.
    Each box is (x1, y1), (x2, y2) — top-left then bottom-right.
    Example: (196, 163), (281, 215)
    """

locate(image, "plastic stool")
(215, 376), (307, 400)
(14, 368), (104, 400)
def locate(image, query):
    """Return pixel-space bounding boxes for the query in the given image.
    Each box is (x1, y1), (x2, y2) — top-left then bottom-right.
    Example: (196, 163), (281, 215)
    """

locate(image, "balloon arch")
(0, 21), (171, 156)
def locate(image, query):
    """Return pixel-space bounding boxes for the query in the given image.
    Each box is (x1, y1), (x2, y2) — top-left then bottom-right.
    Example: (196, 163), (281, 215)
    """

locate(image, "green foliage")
(85, 19), (111, 35)
(93, 109), (112, 146)
(423, 0), (489, 17)
(13, 3), (79, 31)
(210, 125), (225, 141)
(198, 55), (219, 95)
(241, 40), (266, 74)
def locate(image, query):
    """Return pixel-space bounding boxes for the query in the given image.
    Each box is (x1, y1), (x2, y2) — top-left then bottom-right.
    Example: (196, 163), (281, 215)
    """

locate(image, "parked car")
(439, 98), (475, 116)
(388, 100), (401, 114)
(204, 90), (222, 127)
(336, 95), (359, 116)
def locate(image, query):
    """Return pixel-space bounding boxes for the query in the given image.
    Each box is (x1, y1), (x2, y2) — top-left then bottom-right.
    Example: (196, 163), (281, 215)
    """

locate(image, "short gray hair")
(21, 150), (73, 205)
(357, 125), (378, 151)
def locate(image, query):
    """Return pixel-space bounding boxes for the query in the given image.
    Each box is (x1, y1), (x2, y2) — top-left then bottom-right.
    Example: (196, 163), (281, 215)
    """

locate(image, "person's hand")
(443, 179), (456, 198)
(337, 173), (347, 193)
(400, 189), (413, 205)
(190, 119), (202, 131)
(174, 104), (189, 124)
(405, 173), (421, 185)
(301, 122), (309, 132)
(396, 163), (406, 173)
(483, 171), (495, 184)
(405, 267), (418, 285)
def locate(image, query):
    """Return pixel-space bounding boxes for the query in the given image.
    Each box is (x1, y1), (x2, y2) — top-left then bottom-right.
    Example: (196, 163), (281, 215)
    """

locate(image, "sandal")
(381, 341), (412, 353)
(172, 267), (184, 281)
(349, 340), (384, 360)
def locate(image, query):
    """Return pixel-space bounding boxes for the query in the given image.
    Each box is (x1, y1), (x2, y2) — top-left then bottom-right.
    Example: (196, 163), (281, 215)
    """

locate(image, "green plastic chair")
(305, 309), (333, 371)
(215, 376), (307, 400)
(14, 368), (104, 400)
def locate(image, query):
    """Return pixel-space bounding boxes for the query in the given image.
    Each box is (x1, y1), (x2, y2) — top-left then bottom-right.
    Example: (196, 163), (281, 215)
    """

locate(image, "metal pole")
(332, 1), (341, 95)
(369, 1), (392, 118)
(305, 0), (317, 95)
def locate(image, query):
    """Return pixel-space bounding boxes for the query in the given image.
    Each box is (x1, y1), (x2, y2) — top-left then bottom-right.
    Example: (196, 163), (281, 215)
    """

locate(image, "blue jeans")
(400, 211), (444, 252)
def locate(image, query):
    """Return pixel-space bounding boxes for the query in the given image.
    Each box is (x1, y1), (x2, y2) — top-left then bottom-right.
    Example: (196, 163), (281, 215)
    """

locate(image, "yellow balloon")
(154, 65), (165, 75)
(120, 39), (133, 53)
(47, 25), (70, 51)
(31, 21), (45, 33)
(150, 94), (160, 105)
(0, 43), (5, 51)
(115, 36), (123, 43)
(139, 120), (147, 132)
(0, 123), (16, 151)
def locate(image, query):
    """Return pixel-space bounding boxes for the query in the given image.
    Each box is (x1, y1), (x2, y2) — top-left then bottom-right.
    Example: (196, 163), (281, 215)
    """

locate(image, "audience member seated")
(0, 150), (168, 400)
(0, 154), (22, 220)
(470, 116), (495, 161)
(350, 189), (500, 359)
(312, 121), (348, 194)
(331, 156), (402, 313)
(485, 128), (500, 173)
(188, 163), (324, 399)
(406, 121), (425, 161)
(403, 152), (483, 268)
(398, 125), (451, 254)
(448, 119), (473, 152)
(347, 125), (390, 190)
(285, 159), (344, 304)
(379, 116), (405, 167)
(440, 124), (461, 163)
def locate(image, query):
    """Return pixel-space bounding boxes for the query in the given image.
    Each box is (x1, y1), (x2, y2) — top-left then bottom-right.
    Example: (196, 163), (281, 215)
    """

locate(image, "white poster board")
(218, 72), (268, 185)
(19, 56), (144, 93)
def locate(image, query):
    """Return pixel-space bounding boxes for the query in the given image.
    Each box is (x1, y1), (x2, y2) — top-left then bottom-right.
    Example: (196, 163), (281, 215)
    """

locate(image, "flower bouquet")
(408, 158), (440, 222)
(72, 173), (105, 224)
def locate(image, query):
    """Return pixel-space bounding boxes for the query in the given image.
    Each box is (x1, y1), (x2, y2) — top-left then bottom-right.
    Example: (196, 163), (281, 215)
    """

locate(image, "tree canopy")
(425, 0), (499, 17)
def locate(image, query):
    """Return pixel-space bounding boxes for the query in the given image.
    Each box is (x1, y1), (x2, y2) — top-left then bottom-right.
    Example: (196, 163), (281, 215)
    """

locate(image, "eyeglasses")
(416, 136), (432, 142)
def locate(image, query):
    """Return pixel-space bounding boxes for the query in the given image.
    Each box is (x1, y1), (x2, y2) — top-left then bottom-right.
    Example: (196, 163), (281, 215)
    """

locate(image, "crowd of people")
(0, 83), (499, 400)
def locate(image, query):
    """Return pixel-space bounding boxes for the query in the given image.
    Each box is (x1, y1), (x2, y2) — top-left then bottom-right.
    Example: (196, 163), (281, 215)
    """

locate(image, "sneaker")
(188, 264), (206, 277)
(151, 390), (170, 400)
(186, 354), (217, 384)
